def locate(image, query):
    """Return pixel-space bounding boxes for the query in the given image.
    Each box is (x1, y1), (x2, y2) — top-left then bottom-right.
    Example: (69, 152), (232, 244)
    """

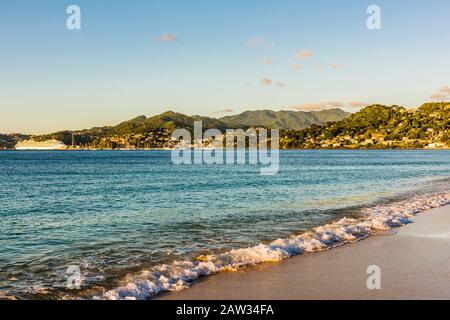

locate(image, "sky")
(1, 0), (449, 134)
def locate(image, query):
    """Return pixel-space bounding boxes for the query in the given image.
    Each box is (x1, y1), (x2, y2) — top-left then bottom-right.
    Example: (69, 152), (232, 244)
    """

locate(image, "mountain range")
(2, 103), (449, 149)
(107, 108), (350, 134)
(0, 108), (350, 148)
(219, 109), (350, 130)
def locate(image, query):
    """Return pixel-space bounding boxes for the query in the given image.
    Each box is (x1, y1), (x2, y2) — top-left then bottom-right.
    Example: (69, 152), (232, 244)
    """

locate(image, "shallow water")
(0, 150), (449, 299)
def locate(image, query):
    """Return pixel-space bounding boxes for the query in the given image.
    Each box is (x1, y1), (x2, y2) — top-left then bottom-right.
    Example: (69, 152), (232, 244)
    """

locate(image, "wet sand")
(159, 205), (450, 300)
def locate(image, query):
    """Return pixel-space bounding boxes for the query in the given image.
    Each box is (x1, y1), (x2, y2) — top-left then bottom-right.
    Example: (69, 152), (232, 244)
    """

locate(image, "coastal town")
(8, 128), (450, 151)
(2, 103), (450, 151)
(286, 130), (449, 149)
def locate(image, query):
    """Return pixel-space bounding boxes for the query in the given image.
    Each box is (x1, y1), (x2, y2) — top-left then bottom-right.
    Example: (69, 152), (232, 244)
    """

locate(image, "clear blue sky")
(1, 0), (449, 134)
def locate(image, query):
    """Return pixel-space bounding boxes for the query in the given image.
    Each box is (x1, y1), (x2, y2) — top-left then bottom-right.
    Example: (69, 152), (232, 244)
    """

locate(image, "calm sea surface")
(0, 150), (449, 299)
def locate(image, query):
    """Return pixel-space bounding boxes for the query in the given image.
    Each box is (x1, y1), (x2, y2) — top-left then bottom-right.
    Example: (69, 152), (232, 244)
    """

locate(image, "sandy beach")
(159, 205), (450, 300)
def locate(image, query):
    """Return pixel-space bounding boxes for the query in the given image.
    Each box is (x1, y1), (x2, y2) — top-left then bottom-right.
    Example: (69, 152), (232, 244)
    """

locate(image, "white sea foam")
(99, 192), (450, 300)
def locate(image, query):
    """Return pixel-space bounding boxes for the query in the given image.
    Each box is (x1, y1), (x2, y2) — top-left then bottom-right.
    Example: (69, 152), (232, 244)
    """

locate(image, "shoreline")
(1, 187), (449, 300)
(98, 191), (450, 300)
(158, 204), (450, 300)
(1, 148), (450, 151)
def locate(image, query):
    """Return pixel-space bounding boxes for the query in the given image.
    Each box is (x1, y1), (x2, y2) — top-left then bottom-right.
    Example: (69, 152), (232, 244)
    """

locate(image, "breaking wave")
(99, 191), (450, 300)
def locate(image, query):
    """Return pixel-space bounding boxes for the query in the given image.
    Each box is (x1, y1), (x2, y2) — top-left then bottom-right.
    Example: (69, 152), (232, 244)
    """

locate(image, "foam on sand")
(99, 192), (450, 300)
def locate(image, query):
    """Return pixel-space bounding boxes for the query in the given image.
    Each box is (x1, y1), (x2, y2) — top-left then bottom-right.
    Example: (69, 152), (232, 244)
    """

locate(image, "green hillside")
(0, 134), (29, 149)
(3, 108), (350, 148)
(280, 102), (450, 149)
(220, 109), (350, 130)
(96, 111), (232, 134)
(5, 103), (448, 150)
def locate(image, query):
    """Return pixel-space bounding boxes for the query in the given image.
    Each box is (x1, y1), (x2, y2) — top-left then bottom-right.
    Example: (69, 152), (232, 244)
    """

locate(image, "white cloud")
(292, 101), (343, 111)
(296, 50), (313, 60)
(158, 34), (179, 42)
(247, 36), (262, 47)
(260, 77), (273, 86)
(431, 85), (450, 100)
(348, 101), (367, 108)
(264, 58), (273, 65)
(291, 101), (367, 111)
(291, 63), (302, 70)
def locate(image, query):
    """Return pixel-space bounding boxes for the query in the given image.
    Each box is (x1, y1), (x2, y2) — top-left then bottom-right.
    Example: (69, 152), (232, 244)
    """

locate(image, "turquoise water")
(0, 150), (449, 299)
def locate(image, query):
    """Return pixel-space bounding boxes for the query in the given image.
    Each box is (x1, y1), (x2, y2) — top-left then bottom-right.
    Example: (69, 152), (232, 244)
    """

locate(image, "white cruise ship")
(15, 139), (67, 150)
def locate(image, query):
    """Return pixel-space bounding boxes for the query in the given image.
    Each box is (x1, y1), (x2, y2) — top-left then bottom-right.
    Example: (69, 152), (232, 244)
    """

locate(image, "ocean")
(1, 150), (449, 299)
